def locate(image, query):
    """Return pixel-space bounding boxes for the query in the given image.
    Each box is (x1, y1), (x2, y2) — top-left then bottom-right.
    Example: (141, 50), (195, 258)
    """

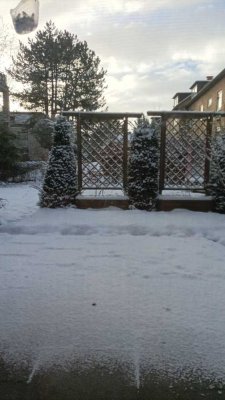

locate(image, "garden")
(1, 115), (225, 399)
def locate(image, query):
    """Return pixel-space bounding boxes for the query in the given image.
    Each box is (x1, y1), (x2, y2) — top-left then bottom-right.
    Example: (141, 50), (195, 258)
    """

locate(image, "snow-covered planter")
(128, 118), (159, 210)
(208, 130), (225, 213)
(39, 116), (78, 208)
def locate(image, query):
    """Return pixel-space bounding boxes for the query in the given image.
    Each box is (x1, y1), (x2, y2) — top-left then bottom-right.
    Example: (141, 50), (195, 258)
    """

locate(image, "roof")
(172, 92), (191, 100)
(189, 80), (208, 90)
(10, 111), (44, 115)
(173, 94), (192, 110)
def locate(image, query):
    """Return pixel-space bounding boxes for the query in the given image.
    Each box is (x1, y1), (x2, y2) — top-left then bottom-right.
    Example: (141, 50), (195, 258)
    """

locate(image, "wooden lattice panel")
(165, 117), (207, 189)
(81, 119), (124, 189)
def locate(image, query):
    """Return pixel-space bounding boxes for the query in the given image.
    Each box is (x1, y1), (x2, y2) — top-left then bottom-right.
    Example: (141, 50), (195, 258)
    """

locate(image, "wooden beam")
(62, 111), (143, 120)
(147, 110), (225, 118)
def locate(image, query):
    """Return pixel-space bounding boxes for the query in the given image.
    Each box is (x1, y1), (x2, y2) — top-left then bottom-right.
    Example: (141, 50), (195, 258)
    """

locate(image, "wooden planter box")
(157, 195), (214, 212)
(75, 195), (129, 210)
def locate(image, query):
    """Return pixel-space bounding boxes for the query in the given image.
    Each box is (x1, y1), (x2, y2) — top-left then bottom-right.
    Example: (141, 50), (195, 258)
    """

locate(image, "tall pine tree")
(39, 116), (77, 208)
(128, 118), (159, 210)
(8, 21), (107, 117)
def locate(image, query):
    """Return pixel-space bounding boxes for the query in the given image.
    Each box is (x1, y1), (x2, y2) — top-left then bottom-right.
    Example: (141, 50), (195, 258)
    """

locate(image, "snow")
(162, 190), (207, 197)
(159, 190), (213, 201)
(1, 183), (225, 381)
(0, 183), (39, 225)
(77, 189), (128, 200)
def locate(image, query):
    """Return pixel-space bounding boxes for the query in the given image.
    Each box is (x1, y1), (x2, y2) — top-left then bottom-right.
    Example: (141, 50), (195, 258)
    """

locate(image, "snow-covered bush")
(128, 117), (159, 210)
(39, 116), (78, 208)
(208, 130), (225, 213)
(10, 161), (47, 183)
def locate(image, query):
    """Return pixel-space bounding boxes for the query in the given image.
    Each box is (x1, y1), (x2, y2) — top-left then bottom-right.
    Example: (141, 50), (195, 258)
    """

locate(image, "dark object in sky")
(10, 0), (39, 34)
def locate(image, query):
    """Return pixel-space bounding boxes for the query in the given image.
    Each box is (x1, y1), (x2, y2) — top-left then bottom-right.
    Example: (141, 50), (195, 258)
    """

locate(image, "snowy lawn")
(1, 183), (225, 398)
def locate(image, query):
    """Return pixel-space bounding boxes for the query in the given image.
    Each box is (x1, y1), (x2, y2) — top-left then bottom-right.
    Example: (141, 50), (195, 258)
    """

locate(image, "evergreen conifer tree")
(8, 21), (107, 116)
(0, 122), (19, 180)
(39, 116), (77, 208)
(208, 130), (225, 213)
(128, 118), (159, 210)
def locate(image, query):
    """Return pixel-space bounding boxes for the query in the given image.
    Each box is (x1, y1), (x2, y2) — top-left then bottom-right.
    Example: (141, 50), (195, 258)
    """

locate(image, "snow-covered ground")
(1, 183), (225, 383)
(0, 183), (39, 225)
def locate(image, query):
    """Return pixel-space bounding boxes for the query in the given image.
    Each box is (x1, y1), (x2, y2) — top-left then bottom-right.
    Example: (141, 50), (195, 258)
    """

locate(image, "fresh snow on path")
(1, 184), (225, 380)
(0, 183), (39, 225)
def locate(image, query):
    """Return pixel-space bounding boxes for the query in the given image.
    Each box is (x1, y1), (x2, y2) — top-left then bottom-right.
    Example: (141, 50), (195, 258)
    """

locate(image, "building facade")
(172, 68), (225, 113)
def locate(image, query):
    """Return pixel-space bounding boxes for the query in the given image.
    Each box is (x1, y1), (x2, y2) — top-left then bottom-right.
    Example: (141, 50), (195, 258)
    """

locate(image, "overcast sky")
(1, 0), (225, 112)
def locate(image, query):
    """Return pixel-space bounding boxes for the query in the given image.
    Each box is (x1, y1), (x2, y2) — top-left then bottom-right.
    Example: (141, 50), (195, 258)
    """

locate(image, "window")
(174, 96), (179, 106)
(216, 90), (223, 111)
(208, 98), (212, 107)
(192, 85), (198, 93)
(200, 104), (204, 112)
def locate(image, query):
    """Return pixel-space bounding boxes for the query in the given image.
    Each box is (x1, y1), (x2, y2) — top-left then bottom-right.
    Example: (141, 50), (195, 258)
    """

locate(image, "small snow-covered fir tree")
(128, 117), (159, 210)
(208, 130), (225, 213)
(39, 116), (78, 208)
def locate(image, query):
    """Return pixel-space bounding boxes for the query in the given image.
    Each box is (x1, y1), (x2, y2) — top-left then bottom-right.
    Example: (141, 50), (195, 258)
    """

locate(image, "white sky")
(1, 0), (225, 112)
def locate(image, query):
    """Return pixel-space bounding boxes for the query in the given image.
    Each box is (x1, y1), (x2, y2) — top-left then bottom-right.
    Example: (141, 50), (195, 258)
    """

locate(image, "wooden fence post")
(76, 114), (83, 192)
(204, 115), (213, 188)
(159, 115), (167, 194)
(123, 116), (128, 192)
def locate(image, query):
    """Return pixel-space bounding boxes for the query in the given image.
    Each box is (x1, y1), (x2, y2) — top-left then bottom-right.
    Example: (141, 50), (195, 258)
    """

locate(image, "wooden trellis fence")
(147, 111), (225, 193)
(62, 111), (142, 193)
(62, 110), (225, 203)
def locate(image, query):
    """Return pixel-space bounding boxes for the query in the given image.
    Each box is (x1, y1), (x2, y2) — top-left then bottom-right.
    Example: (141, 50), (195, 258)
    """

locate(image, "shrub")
(0, 122), (19, 180)
(9, 161), (47, 183)
(32, 118), (54, 150)
(39, 116), (78, 208)
(128, 117), (159, 210)
(208, 130), (225, 213)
